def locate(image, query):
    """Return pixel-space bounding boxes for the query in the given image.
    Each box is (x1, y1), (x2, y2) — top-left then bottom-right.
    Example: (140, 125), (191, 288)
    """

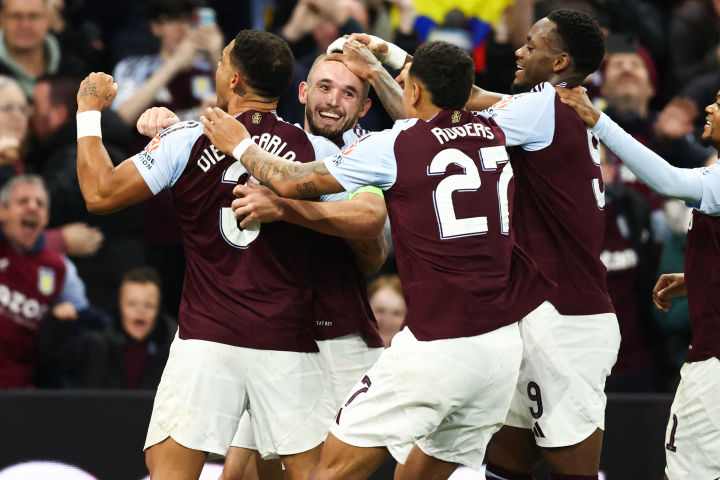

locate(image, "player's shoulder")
(157, 120), (204, 143)
(489, 82), (555, 112)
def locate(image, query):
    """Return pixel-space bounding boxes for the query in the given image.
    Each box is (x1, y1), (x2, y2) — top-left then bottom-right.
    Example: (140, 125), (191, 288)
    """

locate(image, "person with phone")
(111, 0), (222, 127)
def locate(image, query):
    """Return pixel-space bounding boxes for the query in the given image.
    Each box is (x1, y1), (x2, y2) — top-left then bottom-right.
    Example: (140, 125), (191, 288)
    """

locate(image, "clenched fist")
(77, 72), (118, 112)
(137, 107), (180, 138)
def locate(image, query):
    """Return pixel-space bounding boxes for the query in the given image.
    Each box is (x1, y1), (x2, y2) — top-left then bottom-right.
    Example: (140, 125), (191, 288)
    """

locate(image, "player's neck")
(414, 103), (442, 121)
(549, 72), (586, 89)
(227, 95), (278, 115)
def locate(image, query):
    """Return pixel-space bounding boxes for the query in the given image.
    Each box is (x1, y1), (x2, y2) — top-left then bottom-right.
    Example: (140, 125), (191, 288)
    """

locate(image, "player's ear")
(553, 52), (571, 74)
(298, 81), (309, 105)
(411, 80), (422, 107)
(358, 96), (372, 119)
(231, 70), (248, 97)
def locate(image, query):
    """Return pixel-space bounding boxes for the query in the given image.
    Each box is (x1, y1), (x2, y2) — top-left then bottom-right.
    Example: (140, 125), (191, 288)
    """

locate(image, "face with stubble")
(299, 58), (371, 143)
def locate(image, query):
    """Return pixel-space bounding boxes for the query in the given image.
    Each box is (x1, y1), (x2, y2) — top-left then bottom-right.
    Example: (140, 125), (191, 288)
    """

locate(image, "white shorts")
(230, 335), (383, 456)
(665, 357), (720, 480)
(144, 334), (325, 459)
(505, 309), (620, 448)
(330, 303), (541, 470)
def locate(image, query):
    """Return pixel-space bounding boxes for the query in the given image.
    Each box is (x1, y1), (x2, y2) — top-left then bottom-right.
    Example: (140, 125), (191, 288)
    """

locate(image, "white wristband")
(232, 138), (254, 160)
(384, 42), (409, 70)
(76, 111), (102, 139)
(326, 35), (408, 70)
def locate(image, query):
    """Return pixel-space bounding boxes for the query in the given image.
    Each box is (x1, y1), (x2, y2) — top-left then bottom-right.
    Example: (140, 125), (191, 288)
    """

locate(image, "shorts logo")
(252, 112), (262, 125)
(532, 422), (545, 439)
(38, 267), (55, 296)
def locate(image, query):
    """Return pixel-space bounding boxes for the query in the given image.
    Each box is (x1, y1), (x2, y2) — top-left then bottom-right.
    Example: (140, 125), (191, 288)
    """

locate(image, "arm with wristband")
(328, 34), (505, 117)
(76, 73), (153, 214)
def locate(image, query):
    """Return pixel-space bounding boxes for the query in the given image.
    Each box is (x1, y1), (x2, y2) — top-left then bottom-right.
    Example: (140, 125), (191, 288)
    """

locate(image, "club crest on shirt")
(252, 112), (262, 125)
(451, 111), (462, 123)
(38, 267), (55, 296)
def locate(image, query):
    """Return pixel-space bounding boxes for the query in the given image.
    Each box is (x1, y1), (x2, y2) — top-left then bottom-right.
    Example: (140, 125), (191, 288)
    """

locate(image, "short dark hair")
(231, 30), (294, 99)
(547, 9), (605, 79)
(146, 0), (201, 22)
(122, 267), (162, 292)
(409, 41), (474, 110)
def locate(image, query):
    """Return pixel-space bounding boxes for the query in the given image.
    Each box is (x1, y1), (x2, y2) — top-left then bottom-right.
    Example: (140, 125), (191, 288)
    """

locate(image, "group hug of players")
(72, 7), (720, 480)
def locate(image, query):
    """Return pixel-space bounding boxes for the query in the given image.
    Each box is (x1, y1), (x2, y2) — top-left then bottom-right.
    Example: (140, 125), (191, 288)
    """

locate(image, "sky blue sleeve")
(130, 121), (202, 194)
(478, 83), (556, 150)
(591, 113), (704, 204)
(323, 120), (414, 192)
(58, 257), (89, 310)
(697, 164), (720, 215)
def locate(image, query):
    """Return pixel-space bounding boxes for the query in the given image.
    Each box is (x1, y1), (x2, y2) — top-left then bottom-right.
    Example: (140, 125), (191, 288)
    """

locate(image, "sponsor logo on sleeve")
(138, 151), (155, 170)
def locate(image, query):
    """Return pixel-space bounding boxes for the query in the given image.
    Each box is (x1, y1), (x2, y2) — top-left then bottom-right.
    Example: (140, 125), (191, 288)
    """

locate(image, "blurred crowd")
(0, 0), (716, 393)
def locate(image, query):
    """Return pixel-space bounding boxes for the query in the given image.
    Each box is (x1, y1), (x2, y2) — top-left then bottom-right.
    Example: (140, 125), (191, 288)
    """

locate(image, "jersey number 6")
(219, 159), (261, 249)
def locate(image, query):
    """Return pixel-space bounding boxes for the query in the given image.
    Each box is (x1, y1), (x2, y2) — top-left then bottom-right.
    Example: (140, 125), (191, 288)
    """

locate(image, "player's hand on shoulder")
(137, 107), (180, 138)
(231, 183), (285, 227)
(555, 86), (600, 127)
(200, 107), (250, 155)
(652, 273), (687, 312)
(77, 72), (118, 112)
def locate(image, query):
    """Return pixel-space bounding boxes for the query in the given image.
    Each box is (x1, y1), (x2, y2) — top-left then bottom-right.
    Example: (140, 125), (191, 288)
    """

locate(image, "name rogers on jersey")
(431, 123), (495, 145)
(198, 132), (297, 172)
(0, 283), (49, 330)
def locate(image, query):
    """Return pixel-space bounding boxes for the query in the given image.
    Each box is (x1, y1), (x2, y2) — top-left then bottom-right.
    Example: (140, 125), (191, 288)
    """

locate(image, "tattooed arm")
(201, 107), (344, 198)
(76, 73), (153, 213)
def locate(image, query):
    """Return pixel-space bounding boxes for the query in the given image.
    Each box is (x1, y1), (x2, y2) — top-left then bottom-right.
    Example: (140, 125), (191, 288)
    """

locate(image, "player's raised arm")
(201, 106), (344, 198)
(334, 34), (504, 115)
(76, 73), (153, 214)
(557, 86), (706, 205)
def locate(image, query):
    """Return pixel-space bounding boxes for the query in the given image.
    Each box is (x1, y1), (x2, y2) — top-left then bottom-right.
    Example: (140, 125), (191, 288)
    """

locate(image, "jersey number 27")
(429, 146), (513, 239)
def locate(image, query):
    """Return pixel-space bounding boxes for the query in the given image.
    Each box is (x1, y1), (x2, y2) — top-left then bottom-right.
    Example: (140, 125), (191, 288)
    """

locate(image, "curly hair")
(547, 9), (605, 78)
(230, 30), (294, 99)
(409, 41), (474, 110)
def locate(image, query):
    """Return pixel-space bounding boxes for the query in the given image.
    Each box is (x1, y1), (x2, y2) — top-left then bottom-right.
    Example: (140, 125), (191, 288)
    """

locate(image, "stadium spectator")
(0, 74), (105, 260)
(601, 36), (713, 172)
(599, 36), (714, 244)
(111, 0), (222, 126)
(0, 74), (29, 185)
(70, 267), (175, 389)
(0, 0), (85, 98)
(368, 274), (405, 347)
(0, 175), (89, 388)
